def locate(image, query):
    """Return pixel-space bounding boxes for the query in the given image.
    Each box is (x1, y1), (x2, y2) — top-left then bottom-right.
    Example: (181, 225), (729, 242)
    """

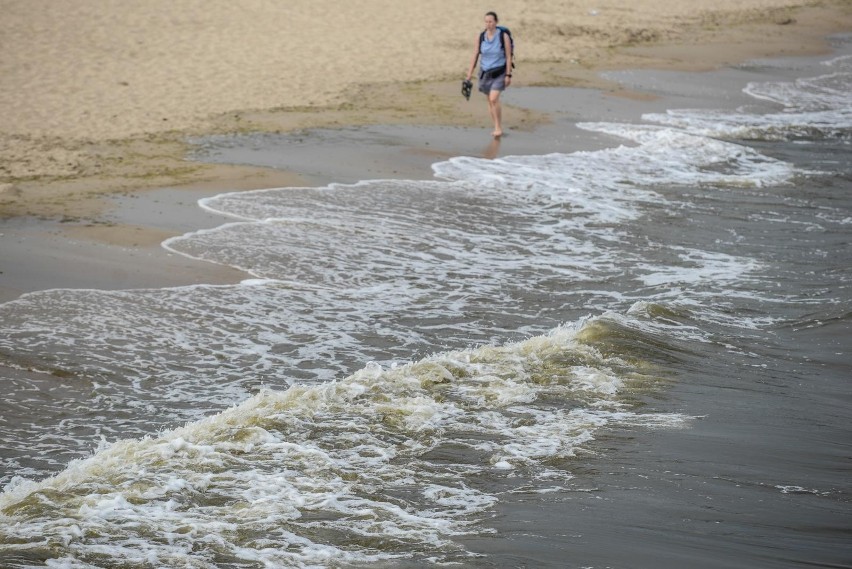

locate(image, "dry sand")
(0, 0), (850, 300)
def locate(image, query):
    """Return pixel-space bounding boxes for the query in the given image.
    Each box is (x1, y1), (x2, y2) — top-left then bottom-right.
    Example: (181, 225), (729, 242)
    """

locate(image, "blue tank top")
(480, 30), (506, 71)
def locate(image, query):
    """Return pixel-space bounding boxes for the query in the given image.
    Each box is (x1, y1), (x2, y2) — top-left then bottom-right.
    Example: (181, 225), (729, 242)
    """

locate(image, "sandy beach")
(1, 0), (851, 300)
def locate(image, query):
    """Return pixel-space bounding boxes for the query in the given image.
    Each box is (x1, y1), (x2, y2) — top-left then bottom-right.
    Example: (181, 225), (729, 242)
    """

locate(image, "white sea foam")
(0, 317), (690, 566)
(643, 55), (852, 140)
(635, 246), (761, 288)
(576, 123), (796, 187)
(643, 107), (852, 141)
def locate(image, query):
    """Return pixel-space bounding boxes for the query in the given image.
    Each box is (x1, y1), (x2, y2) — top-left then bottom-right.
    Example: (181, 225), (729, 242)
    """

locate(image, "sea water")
(0, 37), (849, 568)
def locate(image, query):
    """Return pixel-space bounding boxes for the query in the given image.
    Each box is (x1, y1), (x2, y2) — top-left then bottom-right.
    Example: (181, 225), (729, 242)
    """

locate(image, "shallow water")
(0, 36), (850, 568)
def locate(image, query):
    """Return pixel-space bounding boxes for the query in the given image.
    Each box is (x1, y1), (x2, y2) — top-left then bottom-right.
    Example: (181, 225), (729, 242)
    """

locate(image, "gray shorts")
(478, 67), (506, 94)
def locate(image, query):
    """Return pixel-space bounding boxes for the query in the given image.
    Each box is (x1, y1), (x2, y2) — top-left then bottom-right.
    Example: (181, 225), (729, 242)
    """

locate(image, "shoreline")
(1, 11), (850, 565)
(0, 2), (850, 303)
(3, 3), (850, 219)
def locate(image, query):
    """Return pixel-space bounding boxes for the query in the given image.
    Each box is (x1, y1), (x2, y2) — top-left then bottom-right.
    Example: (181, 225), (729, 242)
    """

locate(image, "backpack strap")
(478, 28), (506, 55)
(477, 27), (515, 70)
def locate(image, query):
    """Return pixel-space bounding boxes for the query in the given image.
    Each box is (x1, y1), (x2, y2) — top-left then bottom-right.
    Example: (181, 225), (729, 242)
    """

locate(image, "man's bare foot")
(492, 130), (503, 138)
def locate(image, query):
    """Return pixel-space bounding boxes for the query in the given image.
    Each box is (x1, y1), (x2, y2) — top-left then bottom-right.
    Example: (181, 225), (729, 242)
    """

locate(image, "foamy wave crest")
(745, 71), (851, 112)
(643, 55), (852, 141)
(432, 147), (665, 225)
(0, 316), (689, 567)
(575, 123), (796, 187)
(642, 107), (851, 142)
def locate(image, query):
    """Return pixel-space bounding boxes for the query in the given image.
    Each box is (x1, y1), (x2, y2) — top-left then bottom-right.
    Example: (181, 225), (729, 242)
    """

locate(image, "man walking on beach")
(465, 11), (513, 138)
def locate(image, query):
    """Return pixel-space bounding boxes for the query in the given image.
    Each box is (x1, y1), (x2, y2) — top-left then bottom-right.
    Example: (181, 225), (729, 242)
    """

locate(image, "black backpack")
(479, 26), (516, 69)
